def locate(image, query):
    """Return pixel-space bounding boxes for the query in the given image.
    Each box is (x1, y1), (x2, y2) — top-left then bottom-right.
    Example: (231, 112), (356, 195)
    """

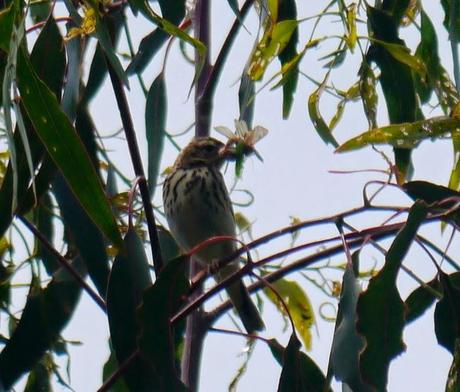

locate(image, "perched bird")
(163, 137), (264, 333)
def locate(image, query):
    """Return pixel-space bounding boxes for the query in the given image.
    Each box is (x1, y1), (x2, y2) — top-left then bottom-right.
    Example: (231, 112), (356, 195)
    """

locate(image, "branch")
(19, 216), (107, 312)
(200, 0), (255, 108)
(175, 208), (456, 327)
(97, 350), (139, 392)
(104, 54), (164, 275)
(173, 220), (405, 326)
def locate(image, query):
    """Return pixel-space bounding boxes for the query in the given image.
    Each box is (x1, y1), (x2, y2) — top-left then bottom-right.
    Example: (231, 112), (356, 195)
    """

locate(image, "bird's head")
(174, 137), (229, 169)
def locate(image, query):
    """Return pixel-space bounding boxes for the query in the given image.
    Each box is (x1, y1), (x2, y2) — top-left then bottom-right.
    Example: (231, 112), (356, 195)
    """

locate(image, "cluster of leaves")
(0, 0), (460, 391)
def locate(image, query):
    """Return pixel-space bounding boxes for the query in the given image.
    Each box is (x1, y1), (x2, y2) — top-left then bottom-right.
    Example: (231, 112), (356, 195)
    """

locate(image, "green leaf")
(126, 0), (204, 59)
(157, 226), (180, 263)
(414, 11), (441, 104)
(450, 134), (460, 192)
(146, 73), (166, 197)
(277, 0), (298, 118)
(435, 270), (460, 354)
(330, 252), (370, 391)
(0, 262), (83, 389)
(371, 38), (426, 78)
(269, 334), (328, 392)
(0, 16), (64, 239)
(24, 359), (52, 392)
(102, 343), (129, 392)
(336, 116), (460, 152)
(35, 191), (60, 275)
(29, 16), (65, 100)
(53, 176), (109, 297)
(85, 1), (128, 87)
(446, 339), (460, 391)
(238, 69), (255, 127)
(308, 77), (339, 147)
(0, 3), (14, 52)
(83, 11), (124, 103)
(356, 202), (427, 390)
(0, 258), (13, 310)
(128, 0), (186, 74)
(441, 0), (460, 42)
(137, 256), (189, 391)
(404, 180), (460, 202)
(106, 228), (157, 390)
(61, 35), (81, 121)
(264, 278), (314, 350)
(367, 5), (419, 180)
(403, 180), (460, 227)
(405, 275), (442, 324)
(16, 47), (122, 248)
(127, 29), (169, 75)
(29, 0), (50, 24)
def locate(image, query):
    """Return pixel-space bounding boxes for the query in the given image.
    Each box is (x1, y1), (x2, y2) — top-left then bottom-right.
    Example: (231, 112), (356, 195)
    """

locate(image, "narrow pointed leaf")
(336, 116), (460, 152)
(138, 256), (189, 391)
(125, 0), (204, 58)
(277, 0), (298, 118)
(0, 3), (14, 52)
(446, 340), (460, 391)
(435, 271), (460, 354)
(270, 334), (328, 392)
(16, 47), (122, 247)
(0, 262), (83, 389)
(128, 0), (185, 74)
(53, 176), (109, 297)
(356, 202), (427, 390)
(330, 252), (370, 391)
(0, 16), (64, 238)
(106, 228), (156, 390)
(308, 78), (339, 147)
(83, 11), (124, 102)
(405, 274), (444, 324)
(146, 73), (166, 197)
(238, 69), (255, 127)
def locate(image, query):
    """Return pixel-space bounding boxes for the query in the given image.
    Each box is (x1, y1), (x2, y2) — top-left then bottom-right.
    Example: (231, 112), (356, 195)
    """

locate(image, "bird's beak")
(220, 142), (264, 162)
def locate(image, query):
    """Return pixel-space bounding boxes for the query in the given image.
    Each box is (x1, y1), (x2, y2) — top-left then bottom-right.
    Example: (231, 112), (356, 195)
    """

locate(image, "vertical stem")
(450, 0), (460, 92)
(181, 1), (212, 390)
(194, 0), (212, 137)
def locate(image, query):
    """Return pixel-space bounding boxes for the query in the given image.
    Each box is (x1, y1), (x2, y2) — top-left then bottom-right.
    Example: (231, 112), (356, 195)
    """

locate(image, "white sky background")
(10, 1), (459, 391)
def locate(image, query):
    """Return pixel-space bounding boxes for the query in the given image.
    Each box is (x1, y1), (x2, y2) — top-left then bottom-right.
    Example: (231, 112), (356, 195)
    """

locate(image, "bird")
(162, 136), (264, 333)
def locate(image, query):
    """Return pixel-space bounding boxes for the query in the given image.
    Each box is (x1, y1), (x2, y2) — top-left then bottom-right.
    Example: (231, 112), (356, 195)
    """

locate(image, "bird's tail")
(226, 279), (265, 333)
(217, 261), (264, 333)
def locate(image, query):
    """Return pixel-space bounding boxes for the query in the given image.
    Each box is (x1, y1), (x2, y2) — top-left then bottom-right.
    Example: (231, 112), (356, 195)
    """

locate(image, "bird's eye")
(203, 144), (215, 152)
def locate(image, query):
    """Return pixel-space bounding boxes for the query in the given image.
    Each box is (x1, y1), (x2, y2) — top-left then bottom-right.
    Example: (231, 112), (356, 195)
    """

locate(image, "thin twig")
(182, 221), (406, 327)
(200, 0), (254, 108)
(97, 349), (139, 392)
(19, 216), (107, 312)
(104, 54), (164, 275)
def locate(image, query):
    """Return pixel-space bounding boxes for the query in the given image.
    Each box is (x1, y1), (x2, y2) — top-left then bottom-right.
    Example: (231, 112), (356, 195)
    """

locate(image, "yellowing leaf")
(308, 76), (339, 147)
(264, 279), (315, 350)
(346, 4), (357, 51)
(65, 6), (96, 41)
(267, 0), (278, 21)
(0, 236), (10, 259)
(234, 212), (252, 233)
(359, 61), (378, 129)
(337, 116), (460, 152)
(249, 20), (298, 81)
